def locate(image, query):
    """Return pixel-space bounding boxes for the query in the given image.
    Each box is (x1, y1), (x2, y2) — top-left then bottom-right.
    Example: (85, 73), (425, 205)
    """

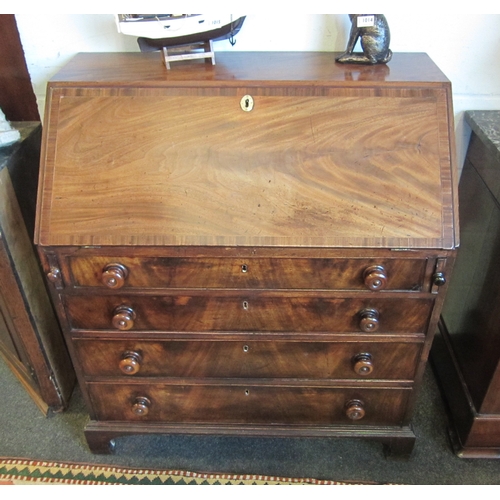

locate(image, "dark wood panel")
(74, 338), (423, 380)
(0, 15), (39, 121)
(0, 125), (74, 413)
(64, 294), (434, 334)
(88, 382), (411, 426)
(460, 417), (500, 448)
(433, 112), (500, 456)
(440, 159), (500, 411)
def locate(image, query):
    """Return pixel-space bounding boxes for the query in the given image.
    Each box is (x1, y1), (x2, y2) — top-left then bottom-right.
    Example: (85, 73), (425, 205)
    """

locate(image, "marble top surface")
(465, 110), (500, 162)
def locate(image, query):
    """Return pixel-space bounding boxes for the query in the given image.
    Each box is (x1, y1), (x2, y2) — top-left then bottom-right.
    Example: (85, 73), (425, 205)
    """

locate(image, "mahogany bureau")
(34, 51), (459, 457)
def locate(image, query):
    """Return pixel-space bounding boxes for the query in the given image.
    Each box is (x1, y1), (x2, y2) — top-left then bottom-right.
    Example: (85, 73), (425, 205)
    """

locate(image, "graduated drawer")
(87, 382), (411, 426)
(64, 294), (434, 334)
(73, 338), (423, 380)
(67, 256), (428, 291)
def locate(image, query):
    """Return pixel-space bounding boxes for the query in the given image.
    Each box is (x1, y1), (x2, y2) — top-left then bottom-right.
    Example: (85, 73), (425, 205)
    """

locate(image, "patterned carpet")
(0, 458), (366, 485)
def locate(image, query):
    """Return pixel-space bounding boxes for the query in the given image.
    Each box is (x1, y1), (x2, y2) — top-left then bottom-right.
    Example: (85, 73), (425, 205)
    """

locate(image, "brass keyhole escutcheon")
(240, 95), (254, 112)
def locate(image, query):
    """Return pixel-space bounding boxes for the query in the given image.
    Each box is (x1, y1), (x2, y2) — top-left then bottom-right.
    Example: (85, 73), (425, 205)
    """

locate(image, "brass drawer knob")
(131, 396), (151, 416)
(112, 305), (136, 330)
(353, 353), (374, 376)
(363, 265), (387, 291)
(119, 351), (142, 375)
(359, 308), (380, 333)
(102, 263), (129, 289)
(345, 399), (365, 420)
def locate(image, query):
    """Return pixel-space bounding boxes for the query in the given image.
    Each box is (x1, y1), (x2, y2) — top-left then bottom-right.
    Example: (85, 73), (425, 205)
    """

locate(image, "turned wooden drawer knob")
(102, 263), (129, 289)
(363, 265), (387, 291)
(359, 308), (380, 333)
(432, 272), (446, 287)
(353, 353), (374, 376)
(131, 396), (151, 416)
(119, 351), (142, 375)
(112, 305), (136, 330)
(47, 266), (61, 283)
(345, 399), (366, 421)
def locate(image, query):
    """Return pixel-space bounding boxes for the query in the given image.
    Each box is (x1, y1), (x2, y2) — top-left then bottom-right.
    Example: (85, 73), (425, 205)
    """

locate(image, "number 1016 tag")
(357, 15), (375, 28)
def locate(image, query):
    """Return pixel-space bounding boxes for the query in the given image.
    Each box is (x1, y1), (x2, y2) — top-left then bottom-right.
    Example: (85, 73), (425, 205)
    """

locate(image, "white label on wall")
(357, 16), (375, 27)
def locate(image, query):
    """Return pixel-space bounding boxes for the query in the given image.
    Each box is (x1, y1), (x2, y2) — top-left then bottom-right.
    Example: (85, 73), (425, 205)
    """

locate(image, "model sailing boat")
(115, 14), (246, 51)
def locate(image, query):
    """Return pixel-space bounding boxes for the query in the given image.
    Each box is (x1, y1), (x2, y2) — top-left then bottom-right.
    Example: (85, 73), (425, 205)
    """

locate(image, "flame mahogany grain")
(36, 52), (458, 458)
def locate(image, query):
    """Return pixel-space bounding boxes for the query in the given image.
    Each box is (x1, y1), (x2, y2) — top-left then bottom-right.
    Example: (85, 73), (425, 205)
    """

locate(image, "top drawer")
(66, 256), (427, 291)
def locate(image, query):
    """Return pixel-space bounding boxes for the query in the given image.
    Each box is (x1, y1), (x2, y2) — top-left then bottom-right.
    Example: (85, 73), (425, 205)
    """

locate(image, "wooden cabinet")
(0, 123), (74, 414)
(35, 52), (458, 456)
(432, 110), (500, 457)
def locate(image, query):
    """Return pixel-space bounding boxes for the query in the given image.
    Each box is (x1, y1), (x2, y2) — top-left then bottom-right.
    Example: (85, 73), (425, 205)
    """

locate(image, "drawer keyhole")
(243, 345), (249, 352)
(240, 95), (254, 112)
(242, 300), (249, 310)
(241, 264), (248, 273)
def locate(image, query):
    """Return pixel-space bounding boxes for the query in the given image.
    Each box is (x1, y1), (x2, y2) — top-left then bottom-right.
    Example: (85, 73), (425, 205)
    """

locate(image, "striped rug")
(0, 458), (369, 485)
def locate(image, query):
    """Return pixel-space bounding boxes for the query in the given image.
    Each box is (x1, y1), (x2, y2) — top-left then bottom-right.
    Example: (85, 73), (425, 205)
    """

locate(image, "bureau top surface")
(35, 52), (458, 249)
(49, 51), (450, 87)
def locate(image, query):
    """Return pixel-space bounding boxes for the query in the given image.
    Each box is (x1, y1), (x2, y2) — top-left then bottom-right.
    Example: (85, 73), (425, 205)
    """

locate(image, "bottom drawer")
(87, 383), (411, 426)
